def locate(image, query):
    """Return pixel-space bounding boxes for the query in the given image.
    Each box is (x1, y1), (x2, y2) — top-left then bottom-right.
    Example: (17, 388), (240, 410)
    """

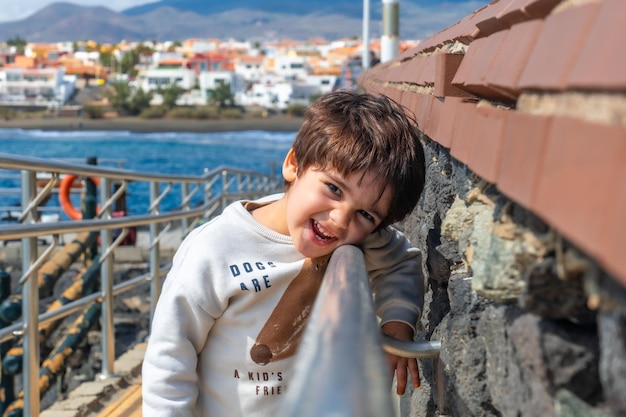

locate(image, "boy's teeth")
(314, 221), (333, 240)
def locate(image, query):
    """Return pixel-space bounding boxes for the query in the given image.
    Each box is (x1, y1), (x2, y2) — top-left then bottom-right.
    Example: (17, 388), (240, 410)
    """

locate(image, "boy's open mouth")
(311, 220), (336, 242)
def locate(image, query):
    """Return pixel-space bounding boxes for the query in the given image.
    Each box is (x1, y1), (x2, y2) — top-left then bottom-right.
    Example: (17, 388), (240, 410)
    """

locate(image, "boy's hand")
(381, 321), (420, 395)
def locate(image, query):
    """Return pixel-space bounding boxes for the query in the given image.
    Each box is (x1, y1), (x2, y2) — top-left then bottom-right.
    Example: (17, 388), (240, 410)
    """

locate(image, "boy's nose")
(330, 207), (351, 229)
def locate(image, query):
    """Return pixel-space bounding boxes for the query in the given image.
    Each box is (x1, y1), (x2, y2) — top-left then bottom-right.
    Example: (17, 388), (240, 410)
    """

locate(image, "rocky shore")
(0, 114), (304, 133)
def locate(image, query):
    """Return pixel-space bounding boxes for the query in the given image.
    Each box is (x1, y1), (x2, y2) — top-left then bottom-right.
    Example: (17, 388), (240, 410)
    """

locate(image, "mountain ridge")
(0, 0), (486, 43)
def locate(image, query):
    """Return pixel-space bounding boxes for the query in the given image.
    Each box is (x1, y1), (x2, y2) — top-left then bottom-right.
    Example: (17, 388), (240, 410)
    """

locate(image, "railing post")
(0, 268), (14, 414)
(98, 176), (117, 379)
(181, 182), (190, 235)
(149, 181), (162, 325)
(83, 157), (98, 261)
(21, 170), (40, 417)
(221, 170), (228, 211)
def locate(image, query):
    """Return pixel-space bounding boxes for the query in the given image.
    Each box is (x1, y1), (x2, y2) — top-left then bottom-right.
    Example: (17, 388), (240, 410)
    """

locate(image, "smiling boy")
(142, 90), (426, 417)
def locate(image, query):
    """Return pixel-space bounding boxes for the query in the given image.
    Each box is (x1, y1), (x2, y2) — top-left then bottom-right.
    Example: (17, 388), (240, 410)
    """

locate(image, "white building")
(303, 74), (337, 95)
(198, 71), (247, 104)
(237, 73), (336, 111)
(234, 56), (266, 82)
(273, 55), (310, 80)
(0, 67), (75, 105)
(73, 51), (101, 65)
(151, 52), (185, 69)
(136, 68), (197, 92)
(237, 81), (292, 110)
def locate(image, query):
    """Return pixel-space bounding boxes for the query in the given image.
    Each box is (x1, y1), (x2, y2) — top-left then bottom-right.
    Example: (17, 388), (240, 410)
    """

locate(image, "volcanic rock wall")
(359, 0), (626, 416)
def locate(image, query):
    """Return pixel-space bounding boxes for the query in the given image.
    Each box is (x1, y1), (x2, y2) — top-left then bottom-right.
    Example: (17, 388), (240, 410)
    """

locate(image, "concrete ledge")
(40, 343), (146, 417)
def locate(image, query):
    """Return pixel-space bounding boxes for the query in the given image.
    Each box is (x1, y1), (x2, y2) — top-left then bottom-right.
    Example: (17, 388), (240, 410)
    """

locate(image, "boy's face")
(281, 148), (393, 258)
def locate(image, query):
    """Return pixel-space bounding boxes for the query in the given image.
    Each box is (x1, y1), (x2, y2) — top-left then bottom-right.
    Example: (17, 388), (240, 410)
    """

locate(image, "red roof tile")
(434, 97), (465, 149)
(450, 100), (479, 162)
(523, 0), (562, 19)
(434, 53), (473, 98)
(360, 0), (626, 286)
(532, 117), (626, 260)
(424, 97), (444, 139)
(459, 30), (509, 99)
(497, 112), (552, 208)
(567, 0), (626, 89)
(485, 19), (542, 99)
(517, 2), (602, 90)
(467, 105), (508, 183)
(602, 160), (626, 285)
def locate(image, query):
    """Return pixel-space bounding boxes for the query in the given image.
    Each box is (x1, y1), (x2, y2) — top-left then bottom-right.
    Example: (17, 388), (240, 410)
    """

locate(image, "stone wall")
(360, 1), (626, 415)
(394, 137), (626, 416)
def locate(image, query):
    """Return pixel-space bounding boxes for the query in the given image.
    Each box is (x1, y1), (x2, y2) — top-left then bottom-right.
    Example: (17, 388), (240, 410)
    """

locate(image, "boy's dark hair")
(290, 89), (426, 228)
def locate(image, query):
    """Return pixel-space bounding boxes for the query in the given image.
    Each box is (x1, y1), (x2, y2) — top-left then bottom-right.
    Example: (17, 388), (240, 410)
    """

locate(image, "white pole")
(381, 0), (399, 63)
(362, 0), (371, 69)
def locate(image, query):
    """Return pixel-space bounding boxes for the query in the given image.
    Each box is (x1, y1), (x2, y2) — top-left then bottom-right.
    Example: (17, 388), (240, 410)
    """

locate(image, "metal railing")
(0, 152), (282, 417)
(282, 245), (442, 417)
(0, 152), (442, 416)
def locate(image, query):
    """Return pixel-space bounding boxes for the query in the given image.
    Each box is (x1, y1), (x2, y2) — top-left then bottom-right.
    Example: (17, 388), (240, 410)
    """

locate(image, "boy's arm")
(361, 226), (424, 330)
(142, 276), (215, 416)
(361, 226), (424, 394)
(142, 231), (221, 416)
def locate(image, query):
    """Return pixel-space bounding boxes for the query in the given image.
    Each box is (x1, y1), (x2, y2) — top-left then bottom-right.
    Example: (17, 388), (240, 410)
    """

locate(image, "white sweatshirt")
(142, 197), (424, 417)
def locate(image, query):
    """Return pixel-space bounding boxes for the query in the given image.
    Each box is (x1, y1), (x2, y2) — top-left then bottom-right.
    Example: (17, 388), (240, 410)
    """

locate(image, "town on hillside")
(0, 37), (419, 119)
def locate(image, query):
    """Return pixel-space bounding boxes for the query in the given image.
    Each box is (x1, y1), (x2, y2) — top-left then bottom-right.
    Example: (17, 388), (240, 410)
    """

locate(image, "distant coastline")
(0, 115), (304, 134)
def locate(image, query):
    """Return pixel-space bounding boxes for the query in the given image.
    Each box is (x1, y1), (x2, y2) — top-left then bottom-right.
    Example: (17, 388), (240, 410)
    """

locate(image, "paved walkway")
(40, 343), (145, 417)
(95, 379), (142, 417)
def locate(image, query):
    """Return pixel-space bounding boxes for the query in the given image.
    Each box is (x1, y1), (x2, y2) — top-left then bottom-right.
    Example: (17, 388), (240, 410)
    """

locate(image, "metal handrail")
(0, 152), (282, 417)
(0, 199), (215, 240)
(0, 152), (268, 183)
(281, 245), (442, 417)
(1, 153), (442, 416)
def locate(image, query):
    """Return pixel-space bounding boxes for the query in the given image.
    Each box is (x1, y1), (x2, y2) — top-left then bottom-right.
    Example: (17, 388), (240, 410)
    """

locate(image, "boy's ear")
(282, 148), (298, 182)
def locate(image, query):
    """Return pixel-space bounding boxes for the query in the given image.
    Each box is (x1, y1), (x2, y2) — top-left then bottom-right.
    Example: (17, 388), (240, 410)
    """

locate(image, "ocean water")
(0, 128), (296, 220)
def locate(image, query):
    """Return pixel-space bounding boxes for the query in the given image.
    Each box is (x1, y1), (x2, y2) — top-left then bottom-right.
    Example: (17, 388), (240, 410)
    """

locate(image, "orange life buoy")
(59, 175), (100, 220)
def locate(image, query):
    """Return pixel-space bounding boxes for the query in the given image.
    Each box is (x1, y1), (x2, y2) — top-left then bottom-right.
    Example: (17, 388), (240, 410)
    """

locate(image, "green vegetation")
(219, 108), (244, 119)
(83, 105), (105, 119)
(116, 44), (154, 77)
(189, 106), (220, 120)
(159, 85), (186, 109)
(139, 105), (167, 119)
(285, 103), (307, 117)
(0, 107), (16, 120)
(105, 81), (153, 116)
(99, 49), (114, 68)
(131, 104), (243, 120)
(6, 36), (27, 54)
(207, 82), (235, 109)
(166, 106), (220, 120)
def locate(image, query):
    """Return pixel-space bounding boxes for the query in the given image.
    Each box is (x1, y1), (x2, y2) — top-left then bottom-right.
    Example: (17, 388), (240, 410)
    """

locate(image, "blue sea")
(0, 128), (296, 220)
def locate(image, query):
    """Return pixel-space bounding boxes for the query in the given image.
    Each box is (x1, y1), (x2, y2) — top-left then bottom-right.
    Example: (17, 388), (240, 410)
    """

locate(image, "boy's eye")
(358, 210), (375, 224)
(326, 183), (340, 195)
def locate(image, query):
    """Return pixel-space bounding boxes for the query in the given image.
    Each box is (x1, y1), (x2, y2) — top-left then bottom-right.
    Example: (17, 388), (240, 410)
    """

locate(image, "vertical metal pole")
(21, 170), (39, 417)
(363, 0), (371, 69)
(0, 268), (14, 414)
(181, 182), (190, 235)
(221, 171), (228, 211)
(381, 0), (399, 63)
(149, 182), (161, 325)
(83, 157), (98, 261)
(98, 176), (116, 378)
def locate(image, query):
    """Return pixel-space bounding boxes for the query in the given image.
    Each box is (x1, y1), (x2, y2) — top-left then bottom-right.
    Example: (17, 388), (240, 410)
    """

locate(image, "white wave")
(0, 128), (296, 144)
